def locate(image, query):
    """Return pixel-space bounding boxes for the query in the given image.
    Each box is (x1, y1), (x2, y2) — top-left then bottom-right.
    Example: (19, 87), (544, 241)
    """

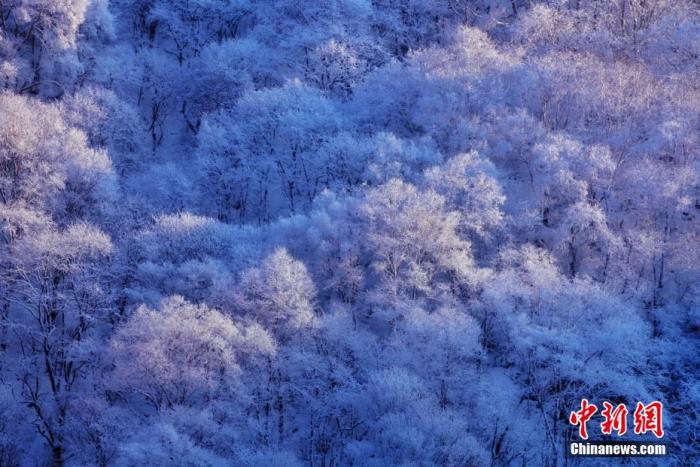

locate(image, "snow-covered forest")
(0, 0), (698, 465)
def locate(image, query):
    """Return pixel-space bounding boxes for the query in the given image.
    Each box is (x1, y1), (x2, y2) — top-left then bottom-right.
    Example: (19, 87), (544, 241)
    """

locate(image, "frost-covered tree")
(109, 295), (275, 410)
(197, 81), (341, 222)
(359, 179), (479, 306)
(0, 93), (115, 222)
(1, 222), (112, 465)
(236, 248), (317, 334)
(0, 0), (112, 96)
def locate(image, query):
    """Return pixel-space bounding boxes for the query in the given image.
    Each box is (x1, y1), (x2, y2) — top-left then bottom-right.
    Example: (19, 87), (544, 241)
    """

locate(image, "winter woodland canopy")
(0, 0), (699, 465)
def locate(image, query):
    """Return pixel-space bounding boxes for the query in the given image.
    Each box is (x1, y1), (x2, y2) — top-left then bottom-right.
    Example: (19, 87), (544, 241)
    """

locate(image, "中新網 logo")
(569, 399), (664, 439)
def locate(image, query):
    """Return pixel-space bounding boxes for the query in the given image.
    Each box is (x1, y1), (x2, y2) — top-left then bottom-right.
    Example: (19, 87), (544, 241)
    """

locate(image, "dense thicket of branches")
(0, 1), (698, 465)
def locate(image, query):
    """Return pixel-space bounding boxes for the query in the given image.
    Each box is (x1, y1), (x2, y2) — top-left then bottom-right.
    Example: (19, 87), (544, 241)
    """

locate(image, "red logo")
(569, 399), (598, 440)
(601, 401), (628, 436)
(633, 401), (665, 438)
(569, 400), (664, 439)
